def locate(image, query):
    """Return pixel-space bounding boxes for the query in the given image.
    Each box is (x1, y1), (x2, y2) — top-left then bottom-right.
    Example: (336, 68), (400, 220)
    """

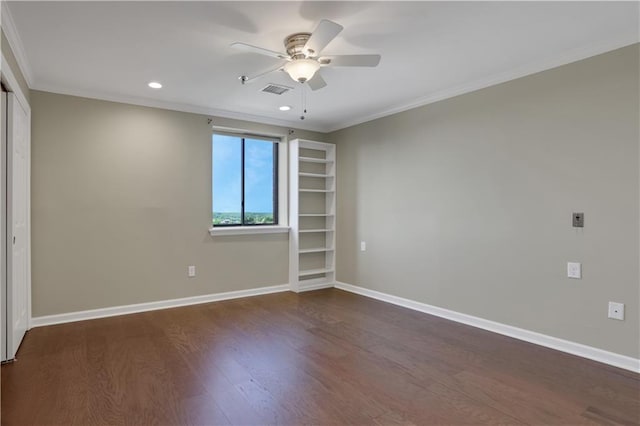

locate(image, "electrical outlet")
(608, 302), (624, 321)
(567, 262), (581, 279)
(572, 212), (584, 228)
(360, 241), (366, 252)
(188, 265), (196, 278)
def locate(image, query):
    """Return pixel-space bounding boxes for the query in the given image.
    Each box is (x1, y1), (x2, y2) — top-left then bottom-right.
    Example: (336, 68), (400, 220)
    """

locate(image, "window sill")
(209, 226), (290, 237)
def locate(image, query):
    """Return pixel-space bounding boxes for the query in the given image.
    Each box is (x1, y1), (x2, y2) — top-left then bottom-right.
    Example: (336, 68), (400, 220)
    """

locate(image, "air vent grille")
(261, 84), (292, 95)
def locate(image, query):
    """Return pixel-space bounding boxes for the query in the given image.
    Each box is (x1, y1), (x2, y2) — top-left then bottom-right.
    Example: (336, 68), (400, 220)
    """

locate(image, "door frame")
(1, 52), (32, 339)
(1, 89), (6, 361)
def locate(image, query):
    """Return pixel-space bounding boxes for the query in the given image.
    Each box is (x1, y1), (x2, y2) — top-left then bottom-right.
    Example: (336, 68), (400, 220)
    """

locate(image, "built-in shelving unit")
(289, 139), (336, 292)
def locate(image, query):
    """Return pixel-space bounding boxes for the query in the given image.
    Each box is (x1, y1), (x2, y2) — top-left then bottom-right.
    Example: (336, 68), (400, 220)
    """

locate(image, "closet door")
(6, 92), (29, 360)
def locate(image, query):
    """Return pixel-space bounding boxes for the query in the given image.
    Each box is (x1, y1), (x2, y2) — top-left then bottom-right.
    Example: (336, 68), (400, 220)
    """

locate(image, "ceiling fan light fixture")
(284, 59), (320, 83)
(231, 19), (380, 92)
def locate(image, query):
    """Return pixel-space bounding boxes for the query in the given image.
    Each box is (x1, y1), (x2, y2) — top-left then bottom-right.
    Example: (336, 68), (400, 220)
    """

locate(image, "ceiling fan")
(231, 19), (381, 91)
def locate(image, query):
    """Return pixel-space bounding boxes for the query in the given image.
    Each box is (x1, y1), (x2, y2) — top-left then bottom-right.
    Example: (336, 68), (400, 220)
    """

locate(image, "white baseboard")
(29, 279), (640, 373)
(30, 284), (290, 328)
(335, 282), (640, 374)
(297, 282), (336, 292)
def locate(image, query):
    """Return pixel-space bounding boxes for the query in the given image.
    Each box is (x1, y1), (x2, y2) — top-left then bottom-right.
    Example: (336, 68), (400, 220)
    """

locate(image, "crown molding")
(1, 3), (34, 87)
(31, 82), (328, 133)
(14, 16), (638, 135)
(2, 2), (324, 132)
(326, 34), (640, 133)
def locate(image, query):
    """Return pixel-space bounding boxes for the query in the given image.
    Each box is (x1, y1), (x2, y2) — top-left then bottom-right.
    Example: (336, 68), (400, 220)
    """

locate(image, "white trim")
(1, 52), (32, 334)
(30, 83), (327, 133)
(27, 279), (640, 373)
(23, 35), (638, 134)
(209, 225), (290, 237)
(211, 125), (287, 140)
(1, 4), (34, 87)
(1, 53), (30, 113)
(335, 282), (640, 374)
(30, 284), (290, 328)
(296, 282), (335, 293)
(326, 34), (640, 132)
(25, 95), (31, 332)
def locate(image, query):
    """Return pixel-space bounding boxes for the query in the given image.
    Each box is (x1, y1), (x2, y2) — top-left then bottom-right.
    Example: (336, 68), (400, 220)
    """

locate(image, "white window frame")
(209, 126), (289, 236)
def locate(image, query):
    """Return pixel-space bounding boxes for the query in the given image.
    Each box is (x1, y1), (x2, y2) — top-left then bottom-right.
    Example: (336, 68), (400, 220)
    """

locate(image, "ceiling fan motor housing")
(285, 33), (312, 59)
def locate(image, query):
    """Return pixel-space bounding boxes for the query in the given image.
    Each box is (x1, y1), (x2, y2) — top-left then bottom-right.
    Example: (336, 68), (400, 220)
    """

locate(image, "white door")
(6, 93), (29, 360)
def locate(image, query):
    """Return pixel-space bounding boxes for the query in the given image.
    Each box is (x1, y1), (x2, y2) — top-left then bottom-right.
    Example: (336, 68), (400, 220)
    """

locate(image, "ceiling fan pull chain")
(300, 83), (307, 120)
(304, 84), (307, 114)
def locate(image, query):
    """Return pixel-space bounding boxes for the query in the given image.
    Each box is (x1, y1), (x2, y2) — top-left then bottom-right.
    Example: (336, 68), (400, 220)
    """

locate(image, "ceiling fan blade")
(307, 73), (327, 91)
(303, 20), (343, 57)
(239, 61), (287, 84)
(230, 42), (290, 60)
(320, 54), (381, 67)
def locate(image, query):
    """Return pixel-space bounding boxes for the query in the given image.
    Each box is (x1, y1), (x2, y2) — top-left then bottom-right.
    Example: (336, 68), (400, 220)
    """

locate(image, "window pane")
(212, 135), (242, 225)
(244, 138), (275, 225)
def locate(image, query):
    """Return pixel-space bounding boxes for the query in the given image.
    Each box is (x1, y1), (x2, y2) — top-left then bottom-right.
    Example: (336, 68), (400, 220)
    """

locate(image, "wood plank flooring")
(2, 288), (639, 425)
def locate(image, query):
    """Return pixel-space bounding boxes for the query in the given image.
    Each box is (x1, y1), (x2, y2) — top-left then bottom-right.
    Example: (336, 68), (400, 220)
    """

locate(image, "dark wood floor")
(2, 289), (639, 425)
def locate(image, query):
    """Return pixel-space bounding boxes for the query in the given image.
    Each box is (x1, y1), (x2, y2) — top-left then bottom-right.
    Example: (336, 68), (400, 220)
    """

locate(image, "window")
(212, 133), (278, 227)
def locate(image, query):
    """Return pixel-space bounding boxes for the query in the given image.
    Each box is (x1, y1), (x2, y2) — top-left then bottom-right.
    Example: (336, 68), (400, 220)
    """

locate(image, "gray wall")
(330, 45), (639, 358)
(30, 91), (325, 316)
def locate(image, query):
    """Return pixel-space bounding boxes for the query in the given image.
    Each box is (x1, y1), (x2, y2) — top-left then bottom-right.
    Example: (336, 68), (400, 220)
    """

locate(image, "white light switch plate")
(608, 302), (624, 321)
(360, 241), (366, 252)
(188, 265), (196, 277)
(567, 262), (581, 279)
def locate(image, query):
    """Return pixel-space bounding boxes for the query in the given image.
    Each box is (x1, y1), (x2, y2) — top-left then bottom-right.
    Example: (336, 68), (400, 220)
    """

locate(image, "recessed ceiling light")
(148, 81), (162, 89)
(279, 105), (291, 111)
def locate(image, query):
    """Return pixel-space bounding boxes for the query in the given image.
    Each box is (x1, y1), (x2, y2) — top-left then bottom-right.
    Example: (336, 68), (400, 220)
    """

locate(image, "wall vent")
(261, 84), (292, 95)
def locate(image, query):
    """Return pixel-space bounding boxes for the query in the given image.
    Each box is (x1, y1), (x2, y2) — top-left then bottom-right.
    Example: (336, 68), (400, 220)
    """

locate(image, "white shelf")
(290, 139), (337, 292)
(298, 268), (334, 277)
(299, 172), (333, 178)
(299, 189), (334, 193)
(299, 248), (334, 254)
(299, 156), (333, 164)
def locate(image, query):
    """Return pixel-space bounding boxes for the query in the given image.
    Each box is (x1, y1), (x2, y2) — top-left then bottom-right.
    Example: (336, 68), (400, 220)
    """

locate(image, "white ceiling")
(5, 1), (639, 132)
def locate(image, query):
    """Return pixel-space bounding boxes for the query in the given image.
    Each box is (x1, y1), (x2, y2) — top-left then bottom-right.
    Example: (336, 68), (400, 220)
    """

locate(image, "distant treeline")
(212, 212), (274, 225)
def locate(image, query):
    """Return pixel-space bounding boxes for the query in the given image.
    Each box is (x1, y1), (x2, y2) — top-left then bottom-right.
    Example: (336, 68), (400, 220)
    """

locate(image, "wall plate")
(567, 262), (581, 279)
(572, 212), (584, 228)
(608, 302), (624, 320)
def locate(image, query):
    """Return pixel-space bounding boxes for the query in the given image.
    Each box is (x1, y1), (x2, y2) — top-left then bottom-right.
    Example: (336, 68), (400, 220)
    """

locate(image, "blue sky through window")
(212, 134), (275, 217)
(244, 138), (275, 213)
(212, 135), (241, 213)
